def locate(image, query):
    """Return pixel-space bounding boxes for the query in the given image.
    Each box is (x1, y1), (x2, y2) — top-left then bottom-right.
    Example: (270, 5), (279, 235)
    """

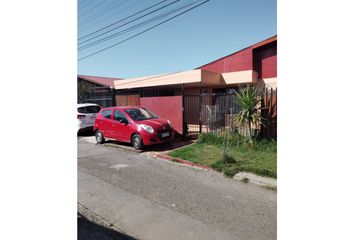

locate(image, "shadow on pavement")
(77, 130), (95, 137)
(143, 140), (194, 152)
(104, 139), (194, 153)
(78, 131), (194, 153)
(78, 213), (137, 240)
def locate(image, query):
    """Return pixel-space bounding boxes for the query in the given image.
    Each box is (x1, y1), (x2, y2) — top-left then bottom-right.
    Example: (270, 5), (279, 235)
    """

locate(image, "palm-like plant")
(234, 86), (264, 144)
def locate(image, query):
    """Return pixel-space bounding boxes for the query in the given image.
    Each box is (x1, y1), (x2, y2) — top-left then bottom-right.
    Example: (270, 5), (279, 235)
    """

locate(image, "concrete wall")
(140, 96), (183, 134)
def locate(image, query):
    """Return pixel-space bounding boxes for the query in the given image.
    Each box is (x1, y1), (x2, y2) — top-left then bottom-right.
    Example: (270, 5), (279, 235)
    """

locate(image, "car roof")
(77, 103), (101, 108)
(100, 106), (143, 111)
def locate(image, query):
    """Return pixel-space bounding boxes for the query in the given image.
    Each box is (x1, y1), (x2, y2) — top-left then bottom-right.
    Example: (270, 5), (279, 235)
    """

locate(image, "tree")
(234, 86), (264, 144)
(77, 81), (91, 103)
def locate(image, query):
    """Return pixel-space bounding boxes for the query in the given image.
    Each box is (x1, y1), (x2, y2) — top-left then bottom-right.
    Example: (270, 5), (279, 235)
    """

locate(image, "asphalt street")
(78, 140), (276, 240)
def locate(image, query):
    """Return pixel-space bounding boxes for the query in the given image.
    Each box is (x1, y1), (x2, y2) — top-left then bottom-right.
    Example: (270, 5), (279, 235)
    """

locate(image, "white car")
(77, 103), (101, 132)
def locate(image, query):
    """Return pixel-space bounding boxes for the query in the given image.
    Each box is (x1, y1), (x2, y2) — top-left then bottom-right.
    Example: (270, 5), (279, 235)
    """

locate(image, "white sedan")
(77, 103), (101, 132)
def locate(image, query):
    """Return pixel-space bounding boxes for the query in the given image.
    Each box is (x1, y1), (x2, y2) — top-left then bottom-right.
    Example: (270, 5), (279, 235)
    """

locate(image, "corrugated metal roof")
(78, 75), (123, 88)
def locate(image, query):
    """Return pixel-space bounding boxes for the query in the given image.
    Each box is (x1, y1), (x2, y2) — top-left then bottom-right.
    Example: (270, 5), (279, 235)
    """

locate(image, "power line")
(79, 0), (141, 35)
(80, 0), (128, 27)
(78, 0), (171, 41)
(79, 0), (108, 20)
(78, 1), (200, 51)
(78, 0), (93, 12)
(78, 0), (182, 46)
(78, 0), (210, 61)
(79, 1), (198, 51)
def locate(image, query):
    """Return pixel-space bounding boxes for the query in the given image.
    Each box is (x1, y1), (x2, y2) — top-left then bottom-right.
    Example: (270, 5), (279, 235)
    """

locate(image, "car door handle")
(112, 124), (115, 127)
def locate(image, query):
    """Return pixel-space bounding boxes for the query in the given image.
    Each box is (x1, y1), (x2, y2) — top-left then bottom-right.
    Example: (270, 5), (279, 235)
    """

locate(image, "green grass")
(169, 134), (277, 178)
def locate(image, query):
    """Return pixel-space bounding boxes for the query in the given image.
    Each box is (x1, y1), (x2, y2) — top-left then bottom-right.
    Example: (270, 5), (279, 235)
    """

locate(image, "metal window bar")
(183, 87), (277, 139)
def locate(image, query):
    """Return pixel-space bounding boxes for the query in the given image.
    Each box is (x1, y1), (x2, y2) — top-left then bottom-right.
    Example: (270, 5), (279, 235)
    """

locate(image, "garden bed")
(169, 133), (277, 178)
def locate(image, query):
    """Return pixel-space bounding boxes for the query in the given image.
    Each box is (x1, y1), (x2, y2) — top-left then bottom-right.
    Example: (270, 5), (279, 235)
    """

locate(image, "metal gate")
(183, 95), (200, 134)
(177, 88), (277, 138)
(183, 94), (241, 134)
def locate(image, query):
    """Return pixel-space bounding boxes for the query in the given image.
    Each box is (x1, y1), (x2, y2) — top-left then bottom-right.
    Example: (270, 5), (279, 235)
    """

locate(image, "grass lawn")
(169, 139), (277, 178)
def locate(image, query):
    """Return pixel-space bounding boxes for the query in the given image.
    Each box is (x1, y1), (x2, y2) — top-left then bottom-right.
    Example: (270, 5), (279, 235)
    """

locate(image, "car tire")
(132, 134), (144, 150)
(95, 130), (105, 144)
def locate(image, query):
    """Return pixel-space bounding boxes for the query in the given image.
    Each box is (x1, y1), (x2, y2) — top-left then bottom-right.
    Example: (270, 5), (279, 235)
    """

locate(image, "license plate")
(161, 132), (170, 137)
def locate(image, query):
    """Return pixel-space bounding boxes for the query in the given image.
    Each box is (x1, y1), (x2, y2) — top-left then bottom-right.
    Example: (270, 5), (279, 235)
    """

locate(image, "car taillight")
(77, 114), (85, 119)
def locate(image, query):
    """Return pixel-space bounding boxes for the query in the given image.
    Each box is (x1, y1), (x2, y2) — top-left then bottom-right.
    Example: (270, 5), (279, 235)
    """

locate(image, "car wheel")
(132, 134), (144, 150)
(95, 130), (105, 144)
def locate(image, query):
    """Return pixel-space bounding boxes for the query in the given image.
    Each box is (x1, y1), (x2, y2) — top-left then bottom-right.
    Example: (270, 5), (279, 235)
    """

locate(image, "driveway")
(78, 140), (276, 240)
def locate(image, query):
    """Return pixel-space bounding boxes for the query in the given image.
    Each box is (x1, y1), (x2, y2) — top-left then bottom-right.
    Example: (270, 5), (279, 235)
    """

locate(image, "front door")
(112, 110), (131, 142)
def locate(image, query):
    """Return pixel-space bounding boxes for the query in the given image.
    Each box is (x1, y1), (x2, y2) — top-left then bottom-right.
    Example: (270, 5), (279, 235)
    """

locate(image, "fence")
(261, 88), (277, 138)
(78, 86), (115, 108)
(183, 87), (277, 139)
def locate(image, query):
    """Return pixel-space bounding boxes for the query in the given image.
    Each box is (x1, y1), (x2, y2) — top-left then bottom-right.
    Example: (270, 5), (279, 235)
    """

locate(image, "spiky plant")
(234, 86), (264, 144)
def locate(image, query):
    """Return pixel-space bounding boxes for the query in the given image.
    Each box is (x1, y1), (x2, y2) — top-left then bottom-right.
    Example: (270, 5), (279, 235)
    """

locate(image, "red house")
(113, 36), (277, 137)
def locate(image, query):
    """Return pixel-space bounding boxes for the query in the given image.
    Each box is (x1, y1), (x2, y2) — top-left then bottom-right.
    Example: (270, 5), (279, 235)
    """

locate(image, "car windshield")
(125, 108), (158, 121)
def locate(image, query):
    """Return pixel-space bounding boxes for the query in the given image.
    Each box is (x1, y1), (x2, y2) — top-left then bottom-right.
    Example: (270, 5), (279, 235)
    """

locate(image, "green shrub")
(197, 132), (247, 147)
(210, 160), (224, 172)
(223, 150), (236, 164)
(223, 165), (241, 178)
(198, 132), (277, 151)
(170, 137), (276, 178)
(254, 138), (277, 152)
(197, 133), (223, 145)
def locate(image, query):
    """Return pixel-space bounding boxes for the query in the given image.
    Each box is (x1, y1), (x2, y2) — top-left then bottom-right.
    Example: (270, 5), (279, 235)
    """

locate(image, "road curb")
(79, 136), (276, 189)
(152, 153), (211, 170)
(152, 152), (276, 189)
(234, 172), (277, 189)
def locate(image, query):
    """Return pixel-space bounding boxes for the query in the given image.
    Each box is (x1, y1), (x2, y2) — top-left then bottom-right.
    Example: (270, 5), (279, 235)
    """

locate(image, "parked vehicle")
(93, 106), (174, 150)
(77, 103), (101, 133)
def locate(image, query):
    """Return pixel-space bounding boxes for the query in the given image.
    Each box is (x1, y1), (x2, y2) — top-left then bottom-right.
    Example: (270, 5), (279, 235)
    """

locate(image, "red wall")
(255, 43), (277, 78)
(199, 40), (277, 79)
(140, 96), (183, 134)
(261, 55), (277, 78)
(199, 48), (253, 73)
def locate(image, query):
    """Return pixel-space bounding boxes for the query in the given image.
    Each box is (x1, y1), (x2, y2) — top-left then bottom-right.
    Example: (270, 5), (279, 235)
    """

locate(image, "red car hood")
(138, 118), (169, 129)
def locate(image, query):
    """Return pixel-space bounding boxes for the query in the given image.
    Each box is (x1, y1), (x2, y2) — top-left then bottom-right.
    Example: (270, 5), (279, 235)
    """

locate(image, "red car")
(93, 106), (174, 150)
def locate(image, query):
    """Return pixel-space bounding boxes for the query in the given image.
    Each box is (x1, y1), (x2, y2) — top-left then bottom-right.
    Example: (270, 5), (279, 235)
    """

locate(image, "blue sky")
(78, 0), (276, 78)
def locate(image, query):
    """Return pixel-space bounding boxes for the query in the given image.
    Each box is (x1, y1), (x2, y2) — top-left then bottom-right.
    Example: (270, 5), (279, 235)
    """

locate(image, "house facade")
(113, 36), (277, 136)
(77, 75), (122, 107)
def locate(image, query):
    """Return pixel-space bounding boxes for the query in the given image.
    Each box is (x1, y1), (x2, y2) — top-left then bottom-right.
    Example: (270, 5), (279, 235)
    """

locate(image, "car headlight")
(141, 124), (154, 134)
(167, 120), (173, 128)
